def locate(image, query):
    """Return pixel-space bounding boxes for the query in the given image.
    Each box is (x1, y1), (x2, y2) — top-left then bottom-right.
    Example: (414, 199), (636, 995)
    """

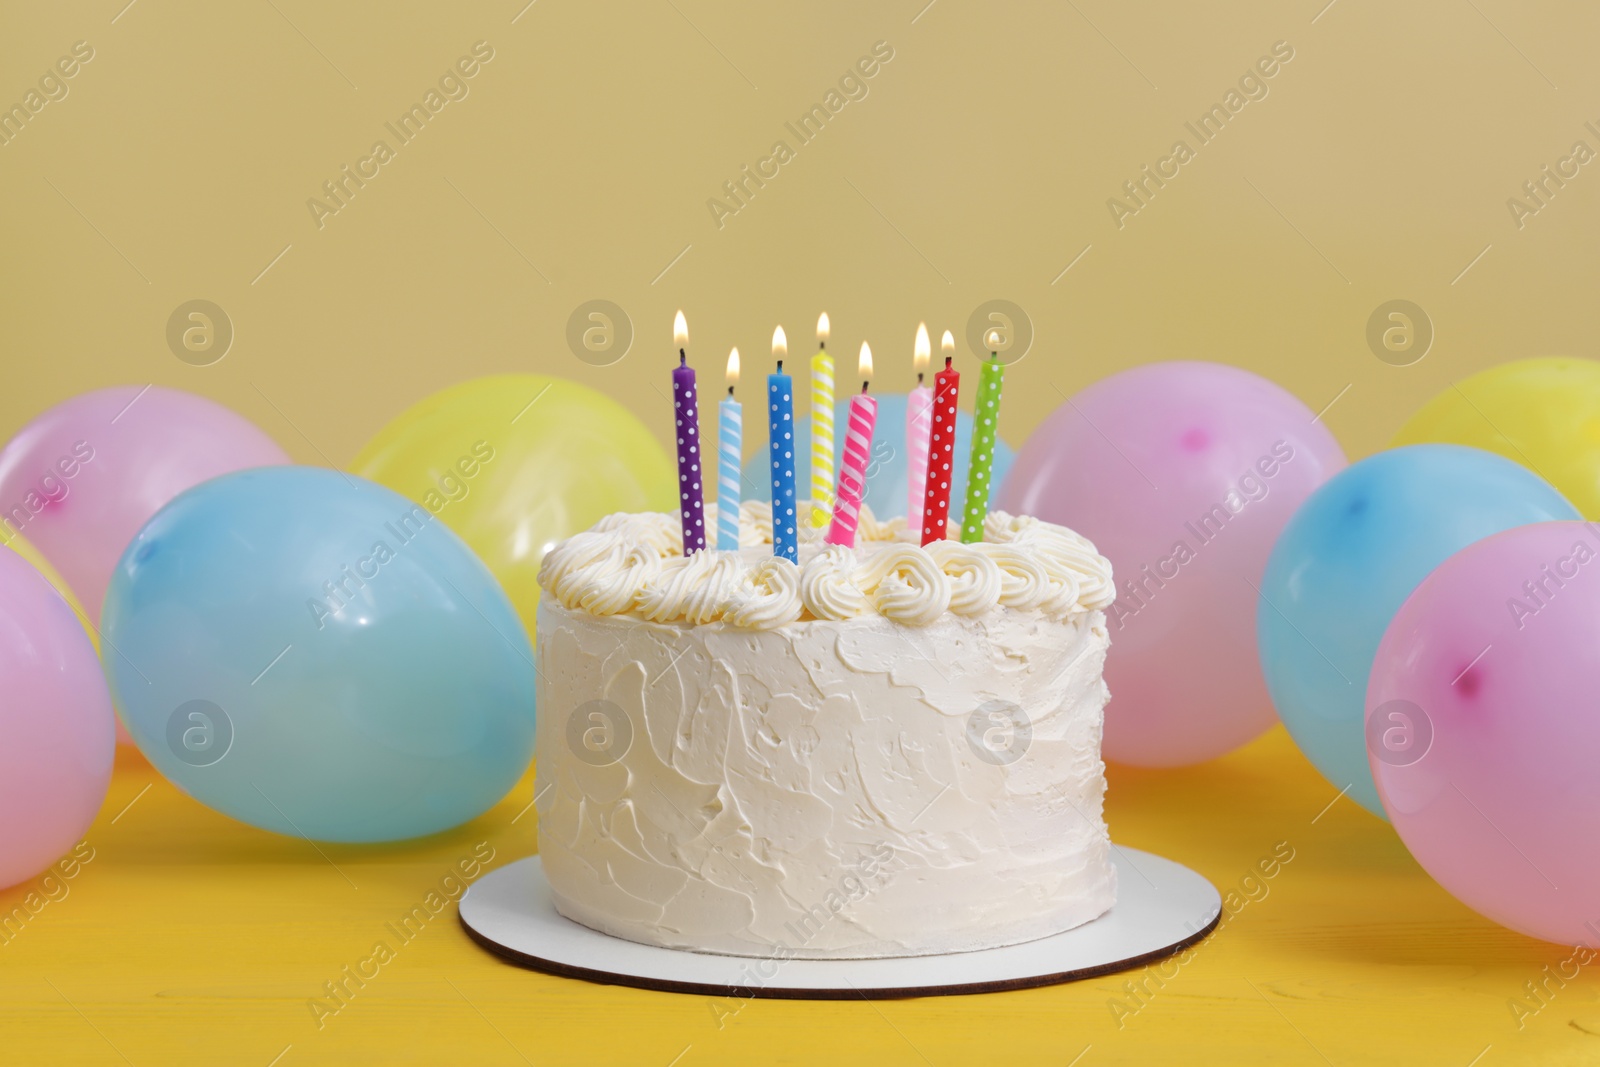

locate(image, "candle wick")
(861, 380), (869, 394)
(819, 341), (825, 351)
(776, 359), (784, 372)
(727, 385), (734, 397)
(945, 356), (953, 369)
(917, 372), (924, 385)
(679, 350), (687, 365)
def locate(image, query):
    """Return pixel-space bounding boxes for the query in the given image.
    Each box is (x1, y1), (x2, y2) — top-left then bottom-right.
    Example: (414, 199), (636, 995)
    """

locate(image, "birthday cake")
(532, 502), (1119, 959)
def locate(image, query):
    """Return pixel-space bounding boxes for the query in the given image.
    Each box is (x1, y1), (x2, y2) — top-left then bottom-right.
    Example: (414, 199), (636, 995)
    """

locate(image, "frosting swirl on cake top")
(536, 501), (1113, 629)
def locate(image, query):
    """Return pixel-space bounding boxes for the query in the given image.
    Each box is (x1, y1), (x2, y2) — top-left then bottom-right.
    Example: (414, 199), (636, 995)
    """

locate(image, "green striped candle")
(960, 352), (1004, 543)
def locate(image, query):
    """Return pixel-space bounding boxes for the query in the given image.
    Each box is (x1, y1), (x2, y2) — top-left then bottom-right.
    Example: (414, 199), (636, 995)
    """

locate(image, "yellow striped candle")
(809, 312), (833, 526)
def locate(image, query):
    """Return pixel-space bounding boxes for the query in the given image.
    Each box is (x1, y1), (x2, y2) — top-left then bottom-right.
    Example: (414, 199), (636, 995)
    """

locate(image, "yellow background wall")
(6, 2), (1597, 467)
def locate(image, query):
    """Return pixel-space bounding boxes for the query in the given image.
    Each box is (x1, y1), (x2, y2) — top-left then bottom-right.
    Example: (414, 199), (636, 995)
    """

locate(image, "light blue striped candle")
(718, 388), (742, 551)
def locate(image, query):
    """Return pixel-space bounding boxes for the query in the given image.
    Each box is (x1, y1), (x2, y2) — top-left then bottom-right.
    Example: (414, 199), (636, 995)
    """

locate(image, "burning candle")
(672, 310), (706, 555)
(960, 331), (1006, 543)
(825, 342), (878, 548)
(768, 326), (799, 562)
(906, 323), (933, 536)
(809, 312), (833, 527)
(718, 347), (742, 551)
(920, 350), (960, 546)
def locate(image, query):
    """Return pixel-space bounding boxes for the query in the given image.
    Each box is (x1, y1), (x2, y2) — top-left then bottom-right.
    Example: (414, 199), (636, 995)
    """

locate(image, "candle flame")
(817, 312), (830, 345)
(941, 329), (955, 354)
(913, 322), (930, 372)
(726, 347), (740, 385)
(858, 341), (874, 380)
(772, 325), (787, 360)
(985, 328), (1002, 351)
(673, 310), (688, 348)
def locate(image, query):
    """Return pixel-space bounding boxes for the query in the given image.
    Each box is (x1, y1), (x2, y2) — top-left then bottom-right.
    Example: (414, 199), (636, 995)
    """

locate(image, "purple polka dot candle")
(672, 310), (706, 555)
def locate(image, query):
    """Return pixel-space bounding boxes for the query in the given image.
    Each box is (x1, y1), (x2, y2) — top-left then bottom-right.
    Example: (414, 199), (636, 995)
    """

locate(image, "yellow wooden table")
(2, 727), (1593, 1066)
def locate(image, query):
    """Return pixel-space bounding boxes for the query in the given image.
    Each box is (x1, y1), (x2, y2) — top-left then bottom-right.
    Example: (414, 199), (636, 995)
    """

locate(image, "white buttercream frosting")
(722, 556), (803, 629)
(925, 540), (1003, 616)
(800, 545), (870, 621)
(856, 545), (952, 626)
(535, 598), (1117, 959)
(532, 503), (1119, 960)
(536, 503), (1112, 629)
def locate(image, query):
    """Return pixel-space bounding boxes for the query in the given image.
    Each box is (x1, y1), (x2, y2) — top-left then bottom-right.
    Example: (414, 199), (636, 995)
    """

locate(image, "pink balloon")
(999, 362), (1346, 766)
(1, 386), (290, 620)
(0, 548), (115, 889)
(0, 386), (289, 743)
(1368, 521), (1600, 946)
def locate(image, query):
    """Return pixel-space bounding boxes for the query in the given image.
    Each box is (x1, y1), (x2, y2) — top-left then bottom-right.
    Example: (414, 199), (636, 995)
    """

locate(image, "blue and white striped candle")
(768, 326), (799, 563)
(717, 347), (742, 551)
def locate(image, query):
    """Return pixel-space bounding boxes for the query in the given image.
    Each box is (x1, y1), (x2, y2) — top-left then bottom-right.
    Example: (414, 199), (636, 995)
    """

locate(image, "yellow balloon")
(1393, 357), (1600, 517)
(351, 375), (675, 639)
(1, 531), (98, 649)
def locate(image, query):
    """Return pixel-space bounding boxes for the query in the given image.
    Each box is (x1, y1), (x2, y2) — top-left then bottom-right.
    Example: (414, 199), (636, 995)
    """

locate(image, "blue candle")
(768, 326), (798, 562)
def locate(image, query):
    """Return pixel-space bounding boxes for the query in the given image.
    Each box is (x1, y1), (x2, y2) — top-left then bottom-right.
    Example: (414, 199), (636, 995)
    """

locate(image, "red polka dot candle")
(671, 310), (706, 555)
(920, 354), (960, 546)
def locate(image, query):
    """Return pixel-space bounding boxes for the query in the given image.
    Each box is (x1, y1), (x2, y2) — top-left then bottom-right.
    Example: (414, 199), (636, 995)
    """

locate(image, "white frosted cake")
(532, 503), (1117, 959)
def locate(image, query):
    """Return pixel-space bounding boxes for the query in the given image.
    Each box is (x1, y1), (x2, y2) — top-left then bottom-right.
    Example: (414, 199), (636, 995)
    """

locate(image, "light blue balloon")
(739, 393), (1015, 521)
(101, 466), (537, 843)
(1258, 444), (1578, 818)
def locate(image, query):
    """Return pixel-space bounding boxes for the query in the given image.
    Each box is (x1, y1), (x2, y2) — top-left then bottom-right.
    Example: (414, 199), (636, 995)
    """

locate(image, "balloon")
(1393, 357), (1600, 518)
(999, 361), (1346, 766)
(2, 532), (96, 648)
(1260, 445), (1579, 817)
(0, 386), (288, 745)
(1368, 521), (1600, 945)
(0, 548), (115, 889)
(0, 384), (291, 621)
(739, 393), (1015, 522)
(101, 467), (537, 843)
(352, 375), (674, 640)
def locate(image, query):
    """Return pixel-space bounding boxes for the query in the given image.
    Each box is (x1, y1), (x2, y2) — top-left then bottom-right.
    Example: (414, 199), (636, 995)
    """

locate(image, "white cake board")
(458, 847), (1220, 999)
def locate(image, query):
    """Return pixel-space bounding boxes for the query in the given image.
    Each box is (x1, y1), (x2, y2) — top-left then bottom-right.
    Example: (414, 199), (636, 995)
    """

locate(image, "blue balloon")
(102, 466), (537, 842)
(1258, 444), (1578, 818)
(739, 393), (1015, 521)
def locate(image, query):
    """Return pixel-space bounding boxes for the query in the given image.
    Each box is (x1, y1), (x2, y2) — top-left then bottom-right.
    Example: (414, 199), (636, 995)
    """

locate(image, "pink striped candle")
(826, 342), (878, 548)
(905, 323), (933, 535)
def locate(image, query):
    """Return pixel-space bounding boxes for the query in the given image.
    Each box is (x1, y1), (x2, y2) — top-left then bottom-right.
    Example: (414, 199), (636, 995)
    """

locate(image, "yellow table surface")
(3, 728), (1594, 1066)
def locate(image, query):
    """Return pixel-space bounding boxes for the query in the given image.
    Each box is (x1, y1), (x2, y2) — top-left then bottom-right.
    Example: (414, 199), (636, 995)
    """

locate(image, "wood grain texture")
(2, 730), (1596, 1066)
